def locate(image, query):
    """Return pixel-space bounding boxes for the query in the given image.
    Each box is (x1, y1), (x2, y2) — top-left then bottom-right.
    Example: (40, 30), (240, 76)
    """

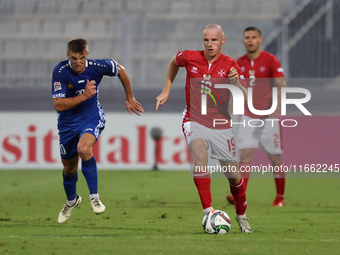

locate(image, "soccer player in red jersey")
(227, 27), (287, 207)
(156, 24), (252, 233)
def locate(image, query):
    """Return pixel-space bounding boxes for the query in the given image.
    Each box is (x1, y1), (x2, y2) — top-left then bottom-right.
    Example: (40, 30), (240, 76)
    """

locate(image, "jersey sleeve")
(270, 55), (285, 78)
(175, 50), (187, 67)
(94, 59), (119, 76)
(51, 65), (68, 98)
(232, 59), (248, 88)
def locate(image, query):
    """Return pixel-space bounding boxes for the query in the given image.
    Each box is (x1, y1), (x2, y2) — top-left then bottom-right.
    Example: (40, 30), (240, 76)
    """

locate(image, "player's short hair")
(67, 38), (89, 53)
(244, 27), (262, 37)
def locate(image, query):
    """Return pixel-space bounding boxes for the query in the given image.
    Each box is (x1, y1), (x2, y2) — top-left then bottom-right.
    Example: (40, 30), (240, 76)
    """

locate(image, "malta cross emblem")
(218, 69), (226, 77)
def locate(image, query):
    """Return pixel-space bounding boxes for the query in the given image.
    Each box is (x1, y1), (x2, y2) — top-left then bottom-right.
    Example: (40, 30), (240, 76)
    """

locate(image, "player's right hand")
(228, 67), (239, 85)
(156, 92), (169, 111)
(125, 97), (144, 116)
(84, 79), (97, 99)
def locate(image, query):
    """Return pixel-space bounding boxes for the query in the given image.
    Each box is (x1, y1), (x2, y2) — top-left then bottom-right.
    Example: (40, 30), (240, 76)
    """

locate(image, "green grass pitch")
(0, 170), (339, 255)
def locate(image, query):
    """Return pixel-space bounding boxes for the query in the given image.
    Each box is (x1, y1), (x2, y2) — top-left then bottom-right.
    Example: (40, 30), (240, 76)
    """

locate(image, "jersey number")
(76, 89), (85, 95)
(227, 138), (236, 152)
(249, 75), (256, 87)
(200, 80), (212, 93)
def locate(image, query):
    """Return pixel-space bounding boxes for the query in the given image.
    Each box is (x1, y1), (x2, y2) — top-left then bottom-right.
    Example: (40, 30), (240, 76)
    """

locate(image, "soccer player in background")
(227, 27), (287, 207)
(52, 38), (143, 223)
(156, 24), (252, 233)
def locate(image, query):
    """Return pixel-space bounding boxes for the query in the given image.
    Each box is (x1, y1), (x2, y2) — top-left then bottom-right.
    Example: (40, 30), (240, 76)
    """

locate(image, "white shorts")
(237, 115), (283, 154)
(182, 121), (238, 162)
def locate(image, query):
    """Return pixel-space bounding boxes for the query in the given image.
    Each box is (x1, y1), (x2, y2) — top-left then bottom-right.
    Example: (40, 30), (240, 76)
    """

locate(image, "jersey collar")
(201, 50), (223, 65)
(68, 60), (89, 73)
(246, 49), (263, 62)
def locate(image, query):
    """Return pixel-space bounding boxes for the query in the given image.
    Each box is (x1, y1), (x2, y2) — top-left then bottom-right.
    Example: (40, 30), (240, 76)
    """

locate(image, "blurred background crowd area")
(0, 0), (339, 113)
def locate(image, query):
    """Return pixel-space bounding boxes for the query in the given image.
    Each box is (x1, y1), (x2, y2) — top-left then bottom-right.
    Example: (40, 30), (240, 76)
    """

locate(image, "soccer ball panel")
(202, 210), (231, 234)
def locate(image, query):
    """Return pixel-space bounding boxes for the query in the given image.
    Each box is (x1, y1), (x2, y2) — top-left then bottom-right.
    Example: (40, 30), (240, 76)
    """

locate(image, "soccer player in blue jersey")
(52, 38), (143, 223)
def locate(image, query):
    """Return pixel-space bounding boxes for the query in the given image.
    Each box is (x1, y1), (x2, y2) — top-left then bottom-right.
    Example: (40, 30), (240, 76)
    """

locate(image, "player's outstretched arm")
(269, 77), (287, 119)
(117, 63), (144, 116)
(53, 79), (96, 112)
(156, 55), (179, 111)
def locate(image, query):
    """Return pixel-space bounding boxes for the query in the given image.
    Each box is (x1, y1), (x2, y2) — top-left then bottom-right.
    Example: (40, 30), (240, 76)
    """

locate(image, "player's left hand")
(125, 97), (144, 116)
(155, 92), (169, 111)
(228, 67), (239, 85)
(269, 108), (280, 119)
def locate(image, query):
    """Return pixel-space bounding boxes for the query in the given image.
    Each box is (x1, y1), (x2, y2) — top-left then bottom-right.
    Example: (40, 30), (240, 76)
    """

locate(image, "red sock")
(274, 163), (285, 197)
(240, 162), (250, 192)
(229, 178), (247, 215)
(193, 171), (212, 209)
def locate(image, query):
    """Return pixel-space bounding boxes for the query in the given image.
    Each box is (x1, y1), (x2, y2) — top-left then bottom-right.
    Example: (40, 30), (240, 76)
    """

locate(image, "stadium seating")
(0, 0), (299, 89)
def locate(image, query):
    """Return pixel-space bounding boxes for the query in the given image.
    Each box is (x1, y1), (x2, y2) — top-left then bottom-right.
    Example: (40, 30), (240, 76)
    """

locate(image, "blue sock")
(82, 156), (98, 195)
(63, 171), (78, 201)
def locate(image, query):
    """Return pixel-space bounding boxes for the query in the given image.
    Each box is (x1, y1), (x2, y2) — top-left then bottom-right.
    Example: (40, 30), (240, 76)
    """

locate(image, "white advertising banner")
(0, 112), (190, 170)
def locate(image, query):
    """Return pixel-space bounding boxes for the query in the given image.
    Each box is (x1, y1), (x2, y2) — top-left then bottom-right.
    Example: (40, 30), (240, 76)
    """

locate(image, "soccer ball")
(202, 210), (231, 234)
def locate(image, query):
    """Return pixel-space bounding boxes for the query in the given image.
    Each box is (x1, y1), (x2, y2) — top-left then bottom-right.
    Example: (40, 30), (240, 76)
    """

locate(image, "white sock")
(236, 213), (246, 220)
(203, 207), (214, 215)
(67, 197), (77, 206)
(89, 194), (99, 200)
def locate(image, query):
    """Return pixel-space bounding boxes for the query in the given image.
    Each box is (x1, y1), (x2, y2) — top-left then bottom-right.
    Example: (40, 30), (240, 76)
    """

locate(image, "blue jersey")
(52, 59), (118, 132)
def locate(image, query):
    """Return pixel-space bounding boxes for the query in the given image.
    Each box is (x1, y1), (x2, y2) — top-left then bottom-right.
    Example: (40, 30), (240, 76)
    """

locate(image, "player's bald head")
(203, 24), (225, 38)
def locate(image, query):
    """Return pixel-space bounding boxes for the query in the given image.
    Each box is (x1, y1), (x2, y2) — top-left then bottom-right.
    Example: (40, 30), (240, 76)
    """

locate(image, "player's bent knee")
(267, 154), (282, 166)
(77, 144), (92, 159)
(240, 149), (254, 162)
(63, 165), (78, 175)
(62, 155), (79, 175)
(194, 150), (207, 159)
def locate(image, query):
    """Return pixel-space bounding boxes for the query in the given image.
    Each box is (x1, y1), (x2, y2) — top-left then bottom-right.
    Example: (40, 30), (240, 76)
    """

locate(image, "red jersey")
(176, 50), (247, 129)
(237, 50), (284, 119)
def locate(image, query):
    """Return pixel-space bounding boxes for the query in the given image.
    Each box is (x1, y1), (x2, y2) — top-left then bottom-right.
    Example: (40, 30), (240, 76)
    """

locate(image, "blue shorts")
(59, 119), (105, 159)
